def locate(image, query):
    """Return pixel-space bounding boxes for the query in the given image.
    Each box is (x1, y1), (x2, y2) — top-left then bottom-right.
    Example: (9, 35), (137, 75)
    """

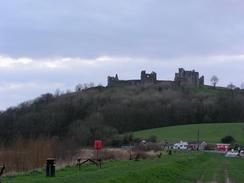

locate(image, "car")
(173, 141), (188, 150)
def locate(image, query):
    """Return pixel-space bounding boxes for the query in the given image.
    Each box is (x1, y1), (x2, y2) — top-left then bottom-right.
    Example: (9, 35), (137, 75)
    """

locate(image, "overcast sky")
(0, 0), (244, 110)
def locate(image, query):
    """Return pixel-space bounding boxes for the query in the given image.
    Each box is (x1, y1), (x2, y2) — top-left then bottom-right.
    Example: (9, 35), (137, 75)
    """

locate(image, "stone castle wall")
(107, 68), (204, 87)
(174, 68), (204, 87)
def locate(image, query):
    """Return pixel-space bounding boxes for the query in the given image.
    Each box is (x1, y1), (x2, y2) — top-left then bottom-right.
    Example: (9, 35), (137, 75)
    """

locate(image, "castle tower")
(174, 68), (204, 87)
(107, 74), (119, 86)
(140, 70), (157, 84)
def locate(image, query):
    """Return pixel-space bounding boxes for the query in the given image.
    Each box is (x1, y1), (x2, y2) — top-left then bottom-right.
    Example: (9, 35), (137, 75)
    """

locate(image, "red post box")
(94, 140), (103, 150)
(94, 140), (103, 161)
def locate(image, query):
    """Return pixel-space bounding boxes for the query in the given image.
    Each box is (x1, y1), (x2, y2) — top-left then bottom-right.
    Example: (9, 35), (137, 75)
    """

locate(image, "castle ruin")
(107, 68), (204, 87)
(174, 68), (204, 87)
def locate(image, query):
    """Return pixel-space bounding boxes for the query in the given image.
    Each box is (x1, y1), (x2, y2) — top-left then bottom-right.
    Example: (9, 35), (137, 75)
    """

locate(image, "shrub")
(147, 136), (158, 143)
(221, 135), (235, 144)
(109, 134), (139, 147)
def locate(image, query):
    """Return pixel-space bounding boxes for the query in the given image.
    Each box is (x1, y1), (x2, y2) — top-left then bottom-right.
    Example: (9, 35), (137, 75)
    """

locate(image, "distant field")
(134, 123), (244, 144)
(3, 152), (244, 183)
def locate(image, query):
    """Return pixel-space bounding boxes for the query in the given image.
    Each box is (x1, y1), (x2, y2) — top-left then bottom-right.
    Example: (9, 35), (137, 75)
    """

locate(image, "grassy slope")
(134, 123), (244, 144)
(3, 153), (244, 183)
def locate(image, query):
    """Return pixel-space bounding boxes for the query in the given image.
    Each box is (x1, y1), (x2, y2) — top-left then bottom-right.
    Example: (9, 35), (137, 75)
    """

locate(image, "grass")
(134, 123), (244, 144)
(180, 152), (244, 183)
(3, 152), (244, 183)
(192, 85), (225, 93)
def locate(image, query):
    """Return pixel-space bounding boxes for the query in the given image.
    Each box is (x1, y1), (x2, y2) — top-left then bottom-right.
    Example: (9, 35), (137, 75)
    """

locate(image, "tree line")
(0, 84), (244, 146)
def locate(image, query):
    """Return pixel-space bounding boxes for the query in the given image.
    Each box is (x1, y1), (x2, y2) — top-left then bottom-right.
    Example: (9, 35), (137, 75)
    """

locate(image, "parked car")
(187, 141), (207, 150)
(173, 141), (188, 150)
(225, 151), (239, 157)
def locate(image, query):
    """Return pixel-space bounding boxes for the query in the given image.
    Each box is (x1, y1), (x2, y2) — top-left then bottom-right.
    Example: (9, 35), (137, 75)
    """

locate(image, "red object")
(188, 144), (198, 150)
(94, 140), (103, 150)
(216, 144), (230, 152)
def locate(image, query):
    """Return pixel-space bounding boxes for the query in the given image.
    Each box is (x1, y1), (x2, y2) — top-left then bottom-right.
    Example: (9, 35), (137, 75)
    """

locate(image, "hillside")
(3, 152), (244, 183)
(1, 85), (244, 146)
(134, 123), (244, 144)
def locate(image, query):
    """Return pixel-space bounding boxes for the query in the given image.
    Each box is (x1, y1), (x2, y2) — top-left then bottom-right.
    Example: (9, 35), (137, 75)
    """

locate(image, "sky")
(0, 0), (244, 110)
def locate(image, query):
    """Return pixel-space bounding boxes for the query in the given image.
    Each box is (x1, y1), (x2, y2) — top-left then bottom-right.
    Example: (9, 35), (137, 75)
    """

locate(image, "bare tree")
(241, 82), (244, 89)
(75, 83), (83, 92)
(89, 82), (95, 88)
(54, 88), (61, 97)
(83, 82), (95, 89)
(227, 82), (236, 90)
(210, 75), (219, 88)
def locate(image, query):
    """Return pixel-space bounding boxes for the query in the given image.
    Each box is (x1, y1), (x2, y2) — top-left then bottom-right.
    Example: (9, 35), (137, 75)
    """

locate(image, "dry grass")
(0, 139), (164, 174)
(102, 148), (131, 160)
(0, 138), (78, 173)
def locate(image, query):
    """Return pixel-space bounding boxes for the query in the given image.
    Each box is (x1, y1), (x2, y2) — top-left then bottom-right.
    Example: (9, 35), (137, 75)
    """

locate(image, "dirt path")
(196, 170), (235, 183)
(196, 171), (235, 183)
(225, 169), (235, 183)
(196, 176), (235, 183)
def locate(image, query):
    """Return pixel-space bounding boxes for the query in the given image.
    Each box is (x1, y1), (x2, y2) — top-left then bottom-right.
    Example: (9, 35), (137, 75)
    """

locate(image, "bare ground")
(197, 169), (235, 183)
(225, 169), (235, 183)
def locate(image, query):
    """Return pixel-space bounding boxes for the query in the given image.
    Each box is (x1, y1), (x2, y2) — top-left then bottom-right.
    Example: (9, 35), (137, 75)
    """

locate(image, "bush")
(109, 134), (139, 147)
(147, 136), (158, 143)
(221, 135), (235, 144)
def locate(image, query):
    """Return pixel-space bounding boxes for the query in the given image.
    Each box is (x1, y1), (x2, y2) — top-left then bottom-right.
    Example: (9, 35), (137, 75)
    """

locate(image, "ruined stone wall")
(141, 71), (157, 84)
(107, 69), (204, 87)
(107, 74), (142, 86)
(157, 80), (174, 87)
(174, 68), (204, 87)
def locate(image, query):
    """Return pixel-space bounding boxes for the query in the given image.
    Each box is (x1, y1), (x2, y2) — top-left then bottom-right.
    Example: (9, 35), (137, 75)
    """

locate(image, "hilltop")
(0, 83), (244, 146)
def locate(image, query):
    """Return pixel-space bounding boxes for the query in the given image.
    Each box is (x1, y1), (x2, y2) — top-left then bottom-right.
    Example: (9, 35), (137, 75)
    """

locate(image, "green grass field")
(3, 152), (244, 183)
(134, 123), (244, 144)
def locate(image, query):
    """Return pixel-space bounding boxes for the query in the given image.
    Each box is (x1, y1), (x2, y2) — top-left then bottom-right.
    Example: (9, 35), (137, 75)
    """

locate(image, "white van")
(173, 141), (188, 150)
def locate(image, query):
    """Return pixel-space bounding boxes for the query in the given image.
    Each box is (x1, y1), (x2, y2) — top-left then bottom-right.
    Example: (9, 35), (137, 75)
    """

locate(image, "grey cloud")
(1, 0), (244, 58)
(0, 0), (244, 109)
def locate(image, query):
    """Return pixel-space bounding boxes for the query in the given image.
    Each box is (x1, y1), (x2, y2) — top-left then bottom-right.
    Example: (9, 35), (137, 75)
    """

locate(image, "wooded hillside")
(1, 85), (244, 146)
